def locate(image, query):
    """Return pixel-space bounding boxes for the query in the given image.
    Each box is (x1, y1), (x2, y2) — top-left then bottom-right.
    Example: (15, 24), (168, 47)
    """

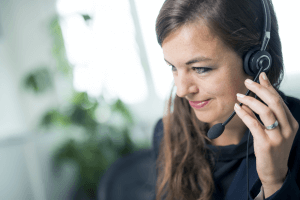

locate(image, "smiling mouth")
(191, 99), (211, 105)
(197, 101), (209, 105)
(189, 99), (211, 109)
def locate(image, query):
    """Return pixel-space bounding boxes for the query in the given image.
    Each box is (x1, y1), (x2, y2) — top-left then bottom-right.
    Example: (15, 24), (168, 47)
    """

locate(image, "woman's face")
(162, 22), (253, 128)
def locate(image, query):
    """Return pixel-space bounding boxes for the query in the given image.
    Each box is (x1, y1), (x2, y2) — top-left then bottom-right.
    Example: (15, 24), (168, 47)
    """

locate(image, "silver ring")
(265, 120), (279, 130)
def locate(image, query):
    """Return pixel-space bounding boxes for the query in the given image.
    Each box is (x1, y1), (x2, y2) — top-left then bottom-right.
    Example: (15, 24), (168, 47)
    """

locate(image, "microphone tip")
(207, 123), (225, 140)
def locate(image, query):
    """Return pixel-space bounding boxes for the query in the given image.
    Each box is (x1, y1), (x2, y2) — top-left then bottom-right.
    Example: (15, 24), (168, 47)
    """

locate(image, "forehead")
(162, 22), (230, 62)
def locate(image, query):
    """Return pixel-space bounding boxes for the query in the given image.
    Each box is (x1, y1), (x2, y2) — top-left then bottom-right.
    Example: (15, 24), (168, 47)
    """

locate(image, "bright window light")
(57, 0), (148, 104)
(273, 0), (300, 74)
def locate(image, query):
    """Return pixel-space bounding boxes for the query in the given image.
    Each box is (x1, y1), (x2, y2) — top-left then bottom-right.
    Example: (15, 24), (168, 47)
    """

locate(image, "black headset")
(243, 0), (272, 77)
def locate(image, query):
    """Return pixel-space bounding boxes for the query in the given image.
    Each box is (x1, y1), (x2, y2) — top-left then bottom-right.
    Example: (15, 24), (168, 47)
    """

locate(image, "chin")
(195, 110), (227, 125)
(194, 113), (215, 124)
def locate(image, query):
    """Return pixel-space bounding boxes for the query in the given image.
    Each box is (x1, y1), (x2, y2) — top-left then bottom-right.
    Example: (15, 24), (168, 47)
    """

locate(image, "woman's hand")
(234, 72), (299, 198)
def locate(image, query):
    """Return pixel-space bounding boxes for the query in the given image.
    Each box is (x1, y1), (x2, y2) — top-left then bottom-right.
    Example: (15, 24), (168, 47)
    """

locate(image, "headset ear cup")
(243, 46), (260, 77)
(250, 50), (272, 74)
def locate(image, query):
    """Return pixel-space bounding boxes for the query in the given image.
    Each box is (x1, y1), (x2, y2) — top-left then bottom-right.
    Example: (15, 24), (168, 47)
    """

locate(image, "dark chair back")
(98, 148), (156, 200)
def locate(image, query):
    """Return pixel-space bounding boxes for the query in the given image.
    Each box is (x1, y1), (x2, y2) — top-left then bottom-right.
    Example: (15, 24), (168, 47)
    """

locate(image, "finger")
(241, 104), (264, 129)
(234, 102), (268, 144)
(237, 93), (281, 141)
(259, 72), (298, 137)
(244, 73), (289, 132)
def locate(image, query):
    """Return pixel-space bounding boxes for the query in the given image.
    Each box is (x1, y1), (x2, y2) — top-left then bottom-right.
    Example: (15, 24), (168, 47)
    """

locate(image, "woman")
(152, 0), (300, 200)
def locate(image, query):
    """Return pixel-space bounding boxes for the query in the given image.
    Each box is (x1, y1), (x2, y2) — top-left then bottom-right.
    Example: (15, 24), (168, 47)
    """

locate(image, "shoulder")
(281, 91), (300, 178)
(152, 118), (164, 161)
(284, 94), (300, 123)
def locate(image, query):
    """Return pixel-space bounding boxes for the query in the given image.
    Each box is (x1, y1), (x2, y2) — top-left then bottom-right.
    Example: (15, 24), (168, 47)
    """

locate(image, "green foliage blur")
(22, 14), (149, 199)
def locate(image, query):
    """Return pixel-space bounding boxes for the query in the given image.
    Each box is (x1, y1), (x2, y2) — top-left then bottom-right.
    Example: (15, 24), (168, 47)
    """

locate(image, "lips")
(188, 99), (211, 109)
(190, 99), (211, 104)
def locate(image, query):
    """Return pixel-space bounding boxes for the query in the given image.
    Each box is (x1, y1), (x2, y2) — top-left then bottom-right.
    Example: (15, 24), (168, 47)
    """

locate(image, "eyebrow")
(164, 56), (212, 66)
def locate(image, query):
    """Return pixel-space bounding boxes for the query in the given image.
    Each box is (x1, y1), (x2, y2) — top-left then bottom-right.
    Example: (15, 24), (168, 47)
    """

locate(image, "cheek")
(204, 79), (228, 98)
(231, 66), (250, 92)
(228, 71), (248, 93)
(210, 74), (234, 94)
(211, 76), (241, 104)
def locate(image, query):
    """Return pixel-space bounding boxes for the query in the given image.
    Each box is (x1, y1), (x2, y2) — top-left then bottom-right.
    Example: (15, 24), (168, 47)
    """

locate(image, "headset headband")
(260, 0), (271, 51)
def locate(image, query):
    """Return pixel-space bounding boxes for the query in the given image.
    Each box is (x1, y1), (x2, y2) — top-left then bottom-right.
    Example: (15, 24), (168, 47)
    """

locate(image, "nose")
(175, 72), (199, 97)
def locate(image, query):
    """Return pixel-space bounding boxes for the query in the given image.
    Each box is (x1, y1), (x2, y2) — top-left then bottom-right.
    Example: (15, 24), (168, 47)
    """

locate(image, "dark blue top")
(152, 90), (300, 200)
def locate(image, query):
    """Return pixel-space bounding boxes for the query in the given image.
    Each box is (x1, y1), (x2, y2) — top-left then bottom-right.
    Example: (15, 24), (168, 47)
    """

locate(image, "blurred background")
(0, 0), (299, 199)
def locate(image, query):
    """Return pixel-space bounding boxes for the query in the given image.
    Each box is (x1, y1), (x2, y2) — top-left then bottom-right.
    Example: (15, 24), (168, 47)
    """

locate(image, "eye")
(193, 67), (212, 74)
(169, 65), (212, 74)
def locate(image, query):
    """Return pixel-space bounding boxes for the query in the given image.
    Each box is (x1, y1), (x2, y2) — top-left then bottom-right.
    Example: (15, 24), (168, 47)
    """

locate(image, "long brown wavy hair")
(155, 0), (284, 200)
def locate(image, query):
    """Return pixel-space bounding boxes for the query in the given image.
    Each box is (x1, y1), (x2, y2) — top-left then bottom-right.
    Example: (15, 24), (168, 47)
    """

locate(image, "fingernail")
(237, 93), (245, 98)
(262, 72), (267, 80)
(235, 103), (241, 110)
(245, 79), (253, 84)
